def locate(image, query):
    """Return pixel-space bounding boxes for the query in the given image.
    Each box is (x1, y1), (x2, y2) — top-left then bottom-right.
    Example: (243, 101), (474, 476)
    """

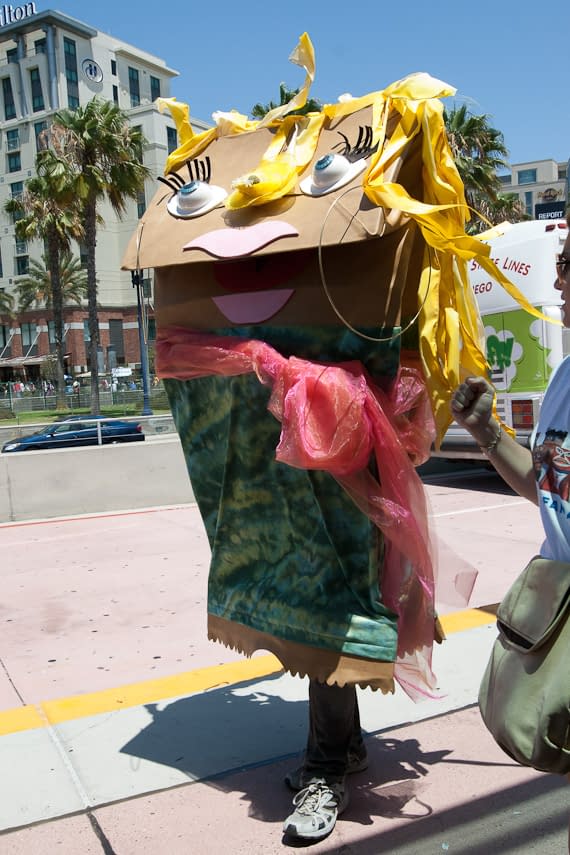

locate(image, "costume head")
(123, 32), (539, 441)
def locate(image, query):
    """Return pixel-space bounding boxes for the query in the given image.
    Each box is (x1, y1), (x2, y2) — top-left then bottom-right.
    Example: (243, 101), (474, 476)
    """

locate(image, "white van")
(436, 218), (569, 459)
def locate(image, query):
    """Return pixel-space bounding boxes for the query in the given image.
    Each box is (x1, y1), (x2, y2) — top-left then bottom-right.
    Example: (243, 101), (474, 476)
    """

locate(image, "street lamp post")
(131, 269), (153, 416)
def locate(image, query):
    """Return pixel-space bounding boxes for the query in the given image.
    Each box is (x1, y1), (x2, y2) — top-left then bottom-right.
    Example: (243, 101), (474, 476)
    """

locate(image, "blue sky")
(52, 0), (568, 167)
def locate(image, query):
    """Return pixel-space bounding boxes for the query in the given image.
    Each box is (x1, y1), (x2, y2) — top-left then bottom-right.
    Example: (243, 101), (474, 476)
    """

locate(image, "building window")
(7, 151), (21, 173)
(150, 75), (160, 102)
(48, 319), (56, 348)
(15, 239), (27, 255)
(83, 319), (90, 342)
(128, 67), (140, 107)
(64, 38), (79, 109)
(137, 190), (146, 219)
(29, 67), (45, 112)
(167, 126), (177, 153)
(111, 58), (117, 76)
(0, 249), (3, 279)
(10, 182), (23, 223)
(517, 168), (537, 185)
(2, 77), (16, 120)
(524, 190), (533, 217)
(6, 128), (19, 151)
(558, 166), (567, 181)
(498, 173), (512, 186)
(112, 84), (118, 105)
(0, 324), (10, 352)
(34, 120), (48, 151)
(21, 321), (37, 354)
(6, 48), (17, 64)
(109, 319), (125, 362)
(16, 255), (29, 275)
(34, 38), (46, 55)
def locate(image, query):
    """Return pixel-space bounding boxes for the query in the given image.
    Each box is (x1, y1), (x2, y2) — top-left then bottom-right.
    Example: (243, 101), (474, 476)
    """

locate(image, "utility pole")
(131, 269), (153, 416)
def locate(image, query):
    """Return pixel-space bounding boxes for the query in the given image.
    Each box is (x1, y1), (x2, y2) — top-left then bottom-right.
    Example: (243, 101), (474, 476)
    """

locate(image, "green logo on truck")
(484, 308), (551, 392)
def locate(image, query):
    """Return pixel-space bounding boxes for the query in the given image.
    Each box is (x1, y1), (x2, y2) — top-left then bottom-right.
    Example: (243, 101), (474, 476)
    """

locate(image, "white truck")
(436, 217), (569, 459)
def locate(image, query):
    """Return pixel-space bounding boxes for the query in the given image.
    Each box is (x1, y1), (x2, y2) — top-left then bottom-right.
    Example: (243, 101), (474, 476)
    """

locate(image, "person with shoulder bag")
(451, 209), (570, 853)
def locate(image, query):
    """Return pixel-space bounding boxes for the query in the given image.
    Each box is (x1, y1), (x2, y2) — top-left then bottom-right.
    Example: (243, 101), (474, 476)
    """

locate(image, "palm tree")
(251, 83), (322, 119)
(443, 105), (523, 231)
(46, 98), (150, 414)
(0, 289), (14, 319)
(4, 167), (83, 407)
(471, 192), (530, 234)
(15, 252), (88, 311)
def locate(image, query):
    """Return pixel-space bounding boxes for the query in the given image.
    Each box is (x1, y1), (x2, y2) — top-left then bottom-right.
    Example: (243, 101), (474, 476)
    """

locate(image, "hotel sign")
(535, 201), (567, 220)
(0, 3), (37, 27)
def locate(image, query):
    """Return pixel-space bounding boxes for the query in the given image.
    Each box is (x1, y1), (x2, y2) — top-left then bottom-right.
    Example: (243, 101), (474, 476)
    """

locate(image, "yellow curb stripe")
(0, 606), (498, 737)
(41, 654), (282, 725)
(0, 704), (46, 736)
(439, 605), (497, 636)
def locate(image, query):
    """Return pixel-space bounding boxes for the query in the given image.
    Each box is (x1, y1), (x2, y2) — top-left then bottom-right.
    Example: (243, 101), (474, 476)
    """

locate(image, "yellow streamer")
(257, 32), (316, 127)
(156, 46), (553, 447)
(226, 113), (325, 209)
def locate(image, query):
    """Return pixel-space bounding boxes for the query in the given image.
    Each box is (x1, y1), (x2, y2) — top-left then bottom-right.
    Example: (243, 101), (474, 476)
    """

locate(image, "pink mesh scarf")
(158, 327), (443, 699)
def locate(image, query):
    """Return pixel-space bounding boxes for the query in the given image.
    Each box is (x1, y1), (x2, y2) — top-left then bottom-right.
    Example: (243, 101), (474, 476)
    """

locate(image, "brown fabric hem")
(208, 614), (396, 693)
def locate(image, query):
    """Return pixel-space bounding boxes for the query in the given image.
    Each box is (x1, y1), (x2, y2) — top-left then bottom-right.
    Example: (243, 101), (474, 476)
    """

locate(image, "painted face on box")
(125, 96), (429, 335)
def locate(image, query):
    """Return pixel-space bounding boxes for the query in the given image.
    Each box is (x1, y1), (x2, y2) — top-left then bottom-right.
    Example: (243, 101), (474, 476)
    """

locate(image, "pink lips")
(183, 220), (299, 259)
(212, 289), (295, 323)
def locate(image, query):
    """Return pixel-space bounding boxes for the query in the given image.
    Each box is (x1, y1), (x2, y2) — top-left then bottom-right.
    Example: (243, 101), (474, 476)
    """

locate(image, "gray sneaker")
(284, 752), (368, 791)
(283, 780), (349, 841)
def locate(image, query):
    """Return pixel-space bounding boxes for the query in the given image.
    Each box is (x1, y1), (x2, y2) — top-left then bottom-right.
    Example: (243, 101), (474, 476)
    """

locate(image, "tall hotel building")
(0, 4), (209, 379)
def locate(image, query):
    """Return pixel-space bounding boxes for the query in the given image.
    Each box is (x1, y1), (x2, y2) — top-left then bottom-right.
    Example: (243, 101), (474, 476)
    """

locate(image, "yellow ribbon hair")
(157, 39), (551, 446)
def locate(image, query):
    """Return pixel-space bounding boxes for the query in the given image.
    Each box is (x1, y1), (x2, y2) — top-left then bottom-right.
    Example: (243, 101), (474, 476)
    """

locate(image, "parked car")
(2, 415), (145, 453)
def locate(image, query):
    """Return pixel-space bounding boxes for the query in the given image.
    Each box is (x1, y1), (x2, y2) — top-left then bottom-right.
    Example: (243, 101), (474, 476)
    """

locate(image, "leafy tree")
(443, 105), (524, 232)
(15, 252), (88, 311)
(4, 166), (82, 407)
(251, 83), (322, 119)
(475, 192), (530, 230)
(0, 289), (14, 319)
(46, 98), (150, 414)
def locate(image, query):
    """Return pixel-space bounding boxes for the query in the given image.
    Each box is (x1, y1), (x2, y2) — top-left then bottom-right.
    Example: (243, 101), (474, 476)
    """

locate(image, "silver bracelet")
(479, 423), (502, 455)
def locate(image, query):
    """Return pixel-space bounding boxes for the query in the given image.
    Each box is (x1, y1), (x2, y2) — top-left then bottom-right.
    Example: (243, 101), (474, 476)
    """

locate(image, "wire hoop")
(317, 187), (432, 343)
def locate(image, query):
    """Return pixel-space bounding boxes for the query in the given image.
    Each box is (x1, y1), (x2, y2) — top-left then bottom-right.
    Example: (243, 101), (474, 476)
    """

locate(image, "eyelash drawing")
(333, 127), (378, 162)
(158, 156), (212, 192)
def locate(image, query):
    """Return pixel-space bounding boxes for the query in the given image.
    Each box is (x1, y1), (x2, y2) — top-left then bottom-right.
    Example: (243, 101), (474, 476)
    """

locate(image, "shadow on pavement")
(419, 460), (516, 496)
(120, 678), (568, 852)
(329, 773), (568, 854)
(120, 673), (308, 788)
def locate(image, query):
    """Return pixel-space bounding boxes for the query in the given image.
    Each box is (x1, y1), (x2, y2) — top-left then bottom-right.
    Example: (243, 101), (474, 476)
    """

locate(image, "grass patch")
(0, 405), (171, 428)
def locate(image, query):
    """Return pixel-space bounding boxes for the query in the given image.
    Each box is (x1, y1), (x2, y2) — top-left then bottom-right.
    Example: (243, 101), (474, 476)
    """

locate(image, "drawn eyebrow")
(333, 127), (378, 162)
(158, 156), (212, 192)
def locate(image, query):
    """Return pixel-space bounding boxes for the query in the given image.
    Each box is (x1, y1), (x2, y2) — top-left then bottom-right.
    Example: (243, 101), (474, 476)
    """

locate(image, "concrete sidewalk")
(0, 483), (567, 853)
(1, 691), (567, 854)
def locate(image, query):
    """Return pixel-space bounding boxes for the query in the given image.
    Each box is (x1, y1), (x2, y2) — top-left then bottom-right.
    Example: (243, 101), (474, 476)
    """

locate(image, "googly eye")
(300, 152), (368, 197)
(166, 180), (227, 219)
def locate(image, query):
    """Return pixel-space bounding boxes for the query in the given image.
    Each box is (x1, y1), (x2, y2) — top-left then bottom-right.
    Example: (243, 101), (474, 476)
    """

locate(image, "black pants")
(303, 679), (366, 783)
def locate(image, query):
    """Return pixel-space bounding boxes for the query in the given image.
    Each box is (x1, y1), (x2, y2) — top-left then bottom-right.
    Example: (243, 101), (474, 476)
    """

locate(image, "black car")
(2, 415), (145, 452)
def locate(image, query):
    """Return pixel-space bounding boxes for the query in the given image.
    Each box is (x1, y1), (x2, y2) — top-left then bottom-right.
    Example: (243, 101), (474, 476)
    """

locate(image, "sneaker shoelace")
(293, 783), (336, 815)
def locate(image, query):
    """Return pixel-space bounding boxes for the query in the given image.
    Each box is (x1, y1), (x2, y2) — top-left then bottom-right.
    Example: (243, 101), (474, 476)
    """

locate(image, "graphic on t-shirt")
(533, 428), (570, 502)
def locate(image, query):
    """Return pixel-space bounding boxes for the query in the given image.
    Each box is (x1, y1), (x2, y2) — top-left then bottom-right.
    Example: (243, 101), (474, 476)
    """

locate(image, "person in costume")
(123, 34), (543, 842)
